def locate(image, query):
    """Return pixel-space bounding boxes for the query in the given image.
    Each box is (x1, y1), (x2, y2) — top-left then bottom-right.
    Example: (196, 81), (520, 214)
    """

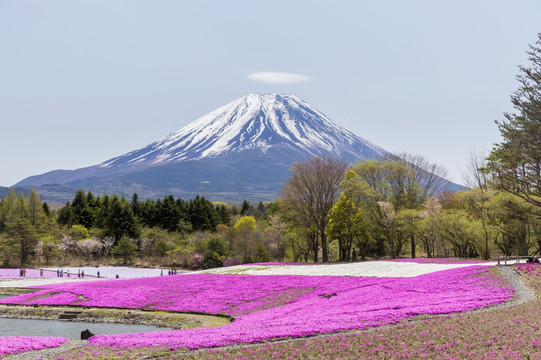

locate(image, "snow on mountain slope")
(13, 93), (400, 202)
(100, 93), (389, 168)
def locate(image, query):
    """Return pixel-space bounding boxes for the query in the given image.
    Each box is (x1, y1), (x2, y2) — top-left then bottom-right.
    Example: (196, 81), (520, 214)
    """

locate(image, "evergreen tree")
(240, 200), (251, 215)
(111, 237), (138, 264)
(131, 193), (140, 218)
(489, 33), (541, 211)
(188, 195), (218, 232)
(104, 195), (140, 242)
(42, 202), (51, 217)
(28, 186), (44, 227)
(57, 201), (73, 228)
(216, 205), (230, 225)
(71, 189), (94, 229)
(95, 194), (110, 229)
(3, 192), (39, 265)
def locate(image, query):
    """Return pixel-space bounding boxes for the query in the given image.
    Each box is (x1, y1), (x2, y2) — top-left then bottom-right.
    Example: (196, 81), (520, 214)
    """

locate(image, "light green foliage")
(67, 224), (89, 240)
(28, 186), (45, 227)
(327, 192), (370, 261)
(488, 192), (540, 256)
(234, 216), (257, 232)
(456, 189), (498, 259)
(343, 159), (424, 258)
(234, 216), (257, 263)
(435, 210), (481, 258)
(417, 197), (444, 258)
(0, 188), (44, 265)
(395, 208), (422, 258)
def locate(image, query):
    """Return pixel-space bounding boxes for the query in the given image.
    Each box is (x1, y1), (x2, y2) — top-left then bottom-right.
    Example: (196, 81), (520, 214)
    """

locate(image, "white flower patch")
(198, 261), (498, 278)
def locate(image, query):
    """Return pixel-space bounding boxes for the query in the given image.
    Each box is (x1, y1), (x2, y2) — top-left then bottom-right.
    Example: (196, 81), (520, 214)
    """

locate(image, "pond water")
(0, 318), (172, 339)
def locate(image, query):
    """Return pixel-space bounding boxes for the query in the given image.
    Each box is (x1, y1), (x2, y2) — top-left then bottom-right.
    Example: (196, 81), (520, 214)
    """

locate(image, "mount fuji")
(15, 94), (403, 202)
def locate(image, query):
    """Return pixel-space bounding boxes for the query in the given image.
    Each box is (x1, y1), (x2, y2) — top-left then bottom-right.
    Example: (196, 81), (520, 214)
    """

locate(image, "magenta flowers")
(0, 266), (514, 352)
(0, 336), (68, 357)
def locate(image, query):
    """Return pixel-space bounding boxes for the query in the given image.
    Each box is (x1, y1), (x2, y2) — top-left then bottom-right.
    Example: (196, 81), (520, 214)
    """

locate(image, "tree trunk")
(411, 236), (416, 259)
(321, 231), (328, 263)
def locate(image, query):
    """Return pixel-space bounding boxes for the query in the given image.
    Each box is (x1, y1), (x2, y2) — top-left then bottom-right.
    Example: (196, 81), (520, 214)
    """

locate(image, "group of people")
(161, 269), (178, 276)
(56, 269), (71, 277)
(18, 268), (26, 277)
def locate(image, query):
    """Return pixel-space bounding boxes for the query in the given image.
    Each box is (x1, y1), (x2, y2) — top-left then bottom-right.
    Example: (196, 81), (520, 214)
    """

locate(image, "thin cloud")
(249, 72), (313, 84)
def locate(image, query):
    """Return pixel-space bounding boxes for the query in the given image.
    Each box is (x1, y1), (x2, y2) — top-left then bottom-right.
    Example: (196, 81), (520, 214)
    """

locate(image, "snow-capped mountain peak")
(100, 93), (388, 168)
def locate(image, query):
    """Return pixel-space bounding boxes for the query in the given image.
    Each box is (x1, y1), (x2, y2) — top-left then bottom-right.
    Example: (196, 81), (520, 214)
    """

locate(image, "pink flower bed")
(0, 336), (68, 357)
(0, 266), (514, 351)
(0, 269), (57, 278)
(388, 258), (491, 264)
(517, 262), (541, 274)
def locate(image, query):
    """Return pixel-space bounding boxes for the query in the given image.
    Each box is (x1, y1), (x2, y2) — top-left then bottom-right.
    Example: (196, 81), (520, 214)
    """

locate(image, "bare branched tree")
(392, 152), (450, 197)
(462, 149), (490, 191)
(281, 155), (348, 262)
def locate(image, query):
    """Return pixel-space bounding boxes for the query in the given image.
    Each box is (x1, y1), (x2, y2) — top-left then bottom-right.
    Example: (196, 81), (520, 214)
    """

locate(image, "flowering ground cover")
(388, 258), (492, 264)
(200, 260), (496, 277)
(0, 265), (513, 356)
(0, 336), (68, 358)
(172, 263), (541, 360)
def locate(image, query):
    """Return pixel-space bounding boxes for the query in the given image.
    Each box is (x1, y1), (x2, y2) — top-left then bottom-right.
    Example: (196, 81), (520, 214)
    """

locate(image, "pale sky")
(1, 0), (540, 187)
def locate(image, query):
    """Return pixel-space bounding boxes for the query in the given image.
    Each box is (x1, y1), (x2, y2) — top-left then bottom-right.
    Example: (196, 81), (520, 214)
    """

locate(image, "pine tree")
(71, 189), (94, 229)
(489, 33), (541, 211)
(28, 186), (44, 226)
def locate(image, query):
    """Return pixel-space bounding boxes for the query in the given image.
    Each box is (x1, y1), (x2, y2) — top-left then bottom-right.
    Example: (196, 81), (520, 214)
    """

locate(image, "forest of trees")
(1, 34), (540, 270)
(1, 150), (541, 270)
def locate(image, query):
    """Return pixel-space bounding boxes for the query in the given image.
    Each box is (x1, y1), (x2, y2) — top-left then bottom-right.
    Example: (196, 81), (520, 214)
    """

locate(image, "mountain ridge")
(13, 93), (458, 202)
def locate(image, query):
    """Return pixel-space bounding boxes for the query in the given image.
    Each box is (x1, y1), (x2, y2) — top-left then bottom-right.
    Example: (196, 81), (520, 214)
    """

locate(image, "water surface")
(0, 318), (172, 339)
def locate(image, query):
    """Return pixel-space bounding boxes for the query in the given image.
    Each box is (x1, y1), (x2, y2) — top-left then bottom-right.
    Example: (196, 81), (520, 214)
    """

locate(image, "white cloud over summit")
(248, 72), (312, 84)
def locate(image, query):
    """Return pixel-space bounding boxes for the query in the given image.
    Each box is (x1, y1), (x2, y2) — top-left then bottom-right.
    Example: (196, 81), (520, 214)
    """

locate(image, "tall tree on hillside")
(233, 216), (258, 263)
(0, 188), (17, 231)
(103, 195), (140, 242)
(28, 186), (44, 227)
(489, 33), (541, 211)
(327, 192), (369, 261)
(188, 195), (218, 232)
(281, 156), (348, 263)
(3, 191), (40, 265)
(344, 159), (423, 258)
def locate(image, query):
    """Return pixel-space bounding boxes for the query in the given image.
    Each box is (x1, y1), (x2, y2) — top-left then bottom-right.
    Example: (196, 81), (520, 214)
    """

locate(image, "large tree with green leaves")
(327, 191), (369, 261)
(489, 33), (541, 211)
(343, 159), (423, 258)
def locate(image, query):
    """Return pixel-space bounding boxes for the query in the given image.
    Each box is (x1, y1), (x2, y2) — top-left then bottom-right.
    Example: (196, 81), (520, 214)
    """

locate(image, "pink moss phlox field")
(0, 266), (514, 351)
(0, 268), (57, 278)
(0, 336), (68, 357)
(389, 258), (491, 264)
(517, 262), (541, 275)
